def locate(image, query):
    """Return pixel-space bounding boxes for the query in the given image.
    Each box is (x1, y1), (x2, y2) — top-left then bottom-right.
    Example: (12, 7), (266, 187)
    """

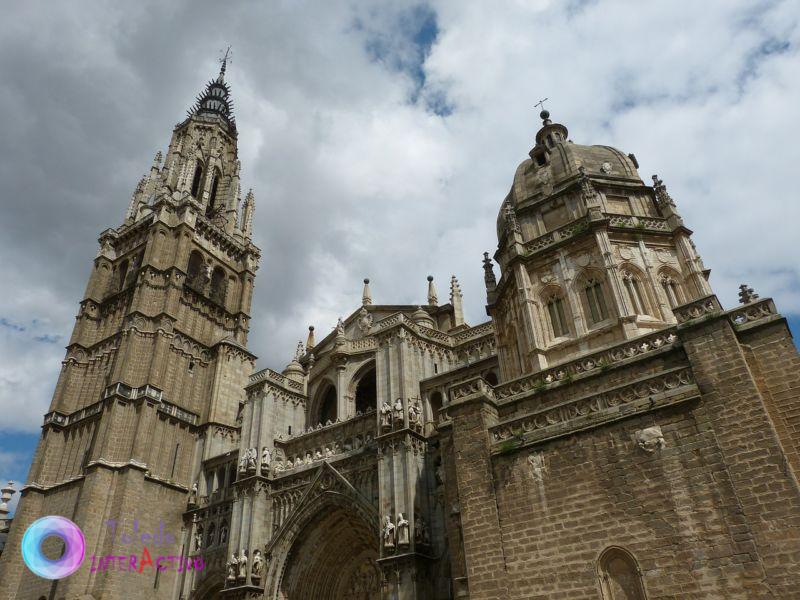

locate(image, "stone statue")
(325, 446), (334, 458)
(635, 426), (666, 453)
(251, 549), (263, 582)
(382, 515), (395, 548)
(314, 449), (323, 460)
(336, 317), (345, 336)
(380, 401), (392, 429)
(393, 398), (403, 426)
(188, 482), (198, 505)
(246, 447), (257, 472)
(261, 447), (271, 472)
(227, 553), (238, 582)
(238, 453), (247, 473)
(194, 525), (203, 551)
(220, 524), (228, 544)
(397, 513), (410, 546)
(238, 548), (248, 580)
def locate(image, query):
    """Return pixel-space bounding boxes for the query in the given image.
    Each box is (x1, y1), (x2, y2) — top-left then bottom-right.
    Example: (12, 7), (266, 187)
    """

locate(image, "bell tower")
(0, 57), (260, 599)
(485, 109), (712, 381)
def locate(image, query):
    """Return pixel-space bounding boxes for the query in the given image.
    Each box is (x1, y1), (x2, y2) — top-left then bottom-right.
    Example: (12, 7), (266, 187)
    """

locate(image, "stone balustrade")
(673, 294), (723, 324)
(728, 298), (777, 327)
(272, 410), (377, 475)
(493, 328), (680, 402)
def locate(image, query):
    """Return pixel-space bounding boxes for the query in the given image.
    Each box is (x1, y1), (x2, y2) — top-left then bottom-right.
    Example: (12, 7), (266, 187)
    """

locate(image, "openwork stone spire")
(188, 55), (237, 134)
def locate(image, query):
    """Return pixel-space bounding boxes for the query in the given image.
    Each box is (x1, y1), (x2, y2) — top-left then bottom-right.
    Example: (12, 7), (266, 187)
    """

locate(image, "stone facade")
(1, 72), (799, 600)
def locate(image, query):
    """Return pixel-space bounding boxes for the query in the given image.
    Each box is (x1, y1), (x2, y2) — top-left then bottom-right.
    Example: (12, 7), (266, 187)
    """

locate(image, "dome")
(497, 114), (642, 239)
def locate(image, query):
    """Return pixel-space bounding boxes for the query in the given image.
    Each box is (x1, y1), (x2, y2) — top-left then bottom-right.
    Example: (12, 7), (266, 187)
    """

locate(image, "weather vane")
(535, 98), (548, 112)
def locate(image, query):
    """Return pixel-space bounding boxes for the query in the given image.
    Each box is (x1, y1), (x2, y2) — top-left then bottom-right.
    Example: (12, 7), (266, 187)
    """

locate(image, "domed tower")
(485, 110), (712, 381)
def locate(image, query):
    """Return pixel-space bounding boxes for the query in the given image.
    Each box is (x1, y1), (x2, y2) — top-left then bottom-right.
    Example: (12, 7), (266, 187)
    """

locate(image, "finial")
(294, 341), (304, 360)
(362, 278), (372, 305)
(651, 174), (676, 207)
(503, 200), (521, 235)
(306, 325), (315, 350)
(738, 284), (759, 305)
(535, 98), (549, 125)
(218, 45), (232, 82)
(427, 275), (438, 306)
(153, 151), (163, 168)
(483, 252), (497, 291)
(450, 275), (465, 327)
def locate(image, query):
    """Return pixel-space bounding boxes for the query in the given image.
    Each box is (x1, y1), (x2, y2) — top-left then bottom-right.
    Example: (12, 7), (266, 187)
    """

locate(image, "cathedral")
(1, 58), (800, 600)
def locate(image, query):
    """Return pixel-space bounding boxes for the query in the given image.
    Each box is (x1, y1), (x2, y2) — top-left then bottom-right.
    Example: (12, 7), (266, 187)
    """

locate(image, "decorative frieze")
(490, 367), (695, 449)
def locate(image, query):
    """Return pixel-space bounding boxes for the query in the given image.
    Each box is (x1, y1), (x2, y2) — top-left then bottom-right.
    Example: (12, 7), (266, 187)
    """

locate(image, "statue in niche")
(246, 447), (258, 472)
(220, 524), (228, 544)
(238, 453), (247, 473)
(396, 513), (410, 546)
(408, 402), (421, 430)
(194, 524), (203, 551)
(393, 398), (404, 426)
(226, 553), (238, 583)
(304, 451), (312, 464)
(251, 549), (263, 582)
(260, 447), (271, 472)
(237, 549), (248, 580)
(274, 459), (284, 473)
(382, 515), (395, 548)
(325, 446), (334, 458)
(415, 515), (430, 545)
(314, 449), (323, 460)
(380, 401), (392, 430)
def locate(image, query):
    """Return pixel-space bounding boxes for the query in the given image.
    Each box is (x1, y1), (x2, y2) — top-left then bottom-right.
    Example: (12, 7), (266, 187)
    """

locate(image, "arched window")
(485, 371), (499, 386)
(227, 464), (236, 487)
(206, 168), (221, 217)
(658, 270), (684, 308)
(581, 275), (609, 325)
(210, 267), (226, 304)
(117, 259), (129, 291)
(190, 161), (204, 198)
(318, 385), (337, 425)
(429, 391), (443, 423)
(598, 547), (646, 600)
(354, 366), (376, 414)
(621, 269), (650, 316)
(544, 291), (570, 338)
(186, 250), (203, 283)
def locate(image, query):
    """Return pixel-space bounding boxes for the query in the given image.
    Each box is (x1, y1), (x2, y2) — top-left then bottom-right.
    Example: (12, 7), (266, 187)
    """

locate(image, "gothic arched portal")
(278, 504), (379, 599)
(268, 464), (381, 600)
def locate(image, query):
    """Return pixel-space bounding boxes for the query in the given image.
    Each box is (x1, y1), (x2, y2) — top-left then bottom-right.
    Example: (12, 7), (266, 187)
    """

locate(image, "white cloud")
(0, 0), (797, 435)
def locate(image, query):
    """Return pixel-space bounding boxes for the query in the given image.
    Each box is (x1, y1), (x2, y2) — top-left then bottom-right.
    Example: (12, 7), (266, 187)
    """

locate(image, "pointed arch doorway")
(268, 463), (381, 600)
(278, 504), (380, 599)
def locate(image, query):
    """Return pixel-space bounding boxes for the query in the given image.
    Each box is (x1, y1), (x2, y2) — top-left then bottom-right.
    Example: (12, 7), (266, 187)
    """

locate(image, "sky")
(0, 0), (799, 510)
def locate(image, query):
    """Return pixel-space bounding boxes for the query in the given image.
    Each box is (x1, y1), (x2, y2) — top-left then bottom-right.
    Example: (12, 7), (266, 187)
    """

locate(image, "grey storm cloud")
(0, 0), (798, 433)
